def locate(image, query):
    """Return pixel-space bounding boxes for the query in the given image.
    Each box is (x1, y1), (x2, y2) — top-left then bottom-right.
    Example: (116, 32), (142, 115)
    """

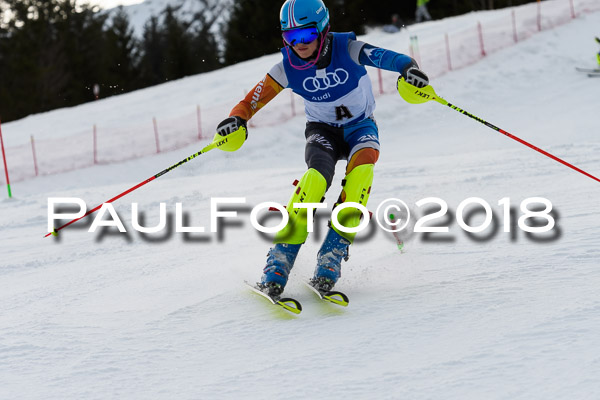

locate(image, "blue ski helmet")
(280, 0), (330, 34)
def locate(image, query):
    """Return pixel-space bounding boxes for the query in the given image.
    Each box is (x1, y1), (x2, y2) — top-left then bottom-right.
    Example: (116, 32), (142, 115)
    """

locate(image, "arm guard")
(229, 73), (285, 121)
(357, 44), (417, 74)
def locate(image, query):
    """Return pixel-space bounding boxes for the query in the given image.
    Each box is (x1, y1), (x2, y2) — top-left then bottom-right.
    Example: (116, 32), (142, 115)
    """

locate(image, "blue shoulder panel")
(358, 44), (415, 73)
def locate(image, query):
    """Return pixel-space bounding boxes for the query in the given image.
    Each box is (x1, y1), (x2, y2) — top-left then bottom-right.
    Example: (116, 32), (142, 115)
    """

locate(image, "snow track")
(1, 5), (600, 400)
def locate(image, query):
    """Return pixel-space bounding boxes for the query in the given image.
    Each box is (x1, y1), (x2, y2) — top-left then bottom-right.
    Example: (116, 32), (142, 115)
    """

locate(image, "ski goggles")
(282, 25), (319, 46)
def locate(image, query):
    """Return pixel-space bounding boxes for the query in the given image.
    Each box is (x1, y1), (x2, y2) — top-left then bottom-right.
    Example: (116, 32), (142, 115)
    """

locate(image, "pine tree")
(190, 0), (222, 73)
(54, 1), (109, 105)
(0, 0), (72, 120)
(138, 3), (222, 85)
(162, 5), (196, 80)
(104, 6), (139, 96)
(139, 15), (166, 86)
(223, 0), (283, 66)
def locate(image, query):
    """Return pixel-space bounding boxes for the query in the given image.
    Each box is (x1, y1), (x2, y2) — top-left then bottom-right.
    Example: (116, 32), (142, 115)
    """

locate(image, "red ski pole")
(397, 79), (600, 184)
(438, 101), (600, 184)
(45, 128), (247, 237)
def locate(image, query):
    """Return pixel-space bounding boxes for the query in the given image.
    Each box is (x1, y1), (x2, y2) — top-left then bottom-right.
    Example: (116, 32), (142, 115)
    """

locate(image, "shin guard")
(332, 164), (374, 243)
(274, 168), (327, 245)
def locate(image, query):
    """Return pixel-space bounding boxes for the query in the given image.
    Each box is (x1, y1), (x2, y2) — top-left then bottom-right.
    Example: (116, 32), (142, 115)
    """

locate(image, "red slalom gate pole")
(0, 118), (12, 198)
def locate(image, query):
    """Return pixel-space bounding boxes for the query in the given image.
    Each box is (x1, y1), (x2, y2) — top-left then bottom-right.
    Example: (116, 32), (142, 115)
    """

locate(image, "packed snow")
(1, 2), (600, 399)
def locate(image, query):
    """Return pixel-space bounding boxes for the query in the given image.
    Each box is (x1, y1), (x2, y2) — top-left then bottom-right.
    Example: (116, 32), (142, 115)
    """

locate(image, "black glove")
(401, 66), (429, 88)
(217, 116), (247, 137)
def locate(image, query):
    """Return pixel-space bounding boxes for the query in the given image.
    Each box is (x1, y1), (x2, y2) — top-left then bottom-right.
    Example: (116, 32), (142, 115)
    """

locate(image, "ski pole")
(397, 78), (600, 184)
(45, 128), (247, 238)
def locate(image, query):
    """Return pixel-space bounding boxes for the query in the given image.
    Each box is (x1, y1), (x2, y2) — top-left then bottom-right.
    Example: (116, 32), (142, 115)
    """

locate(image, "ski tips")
(304, 281), (349, 307)
(245, 280), (302, 314)
(323, 291), (349, 307)
(278, 298), (303, 314)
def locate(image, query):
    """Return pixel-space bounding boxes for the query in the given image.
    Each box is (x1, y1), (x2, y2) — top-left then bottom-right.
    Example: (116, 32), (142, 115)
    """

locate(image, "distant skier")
(383, 14), (404, 33)
(215, 0), (429, 296)
(596, 37), (600, 66)
(415, 0), (432, 23)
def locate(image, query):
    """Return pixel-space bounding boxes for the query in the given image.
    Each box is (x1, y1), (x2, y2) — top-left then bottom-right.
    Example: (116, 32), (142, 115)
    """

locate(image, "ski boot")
(311, 227), (350, 292)
(259, 243), (302, 297)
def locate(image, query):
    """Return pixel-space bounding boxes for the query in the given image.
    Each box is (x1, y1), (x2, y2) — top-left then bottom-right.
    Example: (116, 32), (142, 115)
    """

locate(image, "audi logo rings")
(302, 68), (350, 93)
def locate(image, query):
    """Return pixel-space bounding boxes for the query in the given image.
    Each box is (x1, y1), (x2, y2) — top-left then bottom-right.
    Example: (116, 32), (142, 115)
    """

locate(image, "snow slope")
(1, 3), (600, 400)
(104, 0), (231, 40)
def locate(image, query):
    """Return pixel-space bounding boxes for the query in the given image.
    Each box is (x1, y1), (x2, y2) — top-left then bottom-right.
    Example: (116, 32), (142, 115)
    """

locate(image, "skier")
(415, 0), (432, 23)
(383, 14), (404, 34)
(216, 0), (429, 296)
(596, 37), (600, 66)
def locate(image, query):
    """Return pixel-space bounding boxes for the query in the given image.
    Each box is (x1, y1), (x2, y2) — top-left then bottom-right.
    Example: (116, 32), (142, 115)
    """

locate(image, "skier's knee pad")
(346, 148), (379, 175)
(274, 168), (327, 245)
(332, 163), (374, 243)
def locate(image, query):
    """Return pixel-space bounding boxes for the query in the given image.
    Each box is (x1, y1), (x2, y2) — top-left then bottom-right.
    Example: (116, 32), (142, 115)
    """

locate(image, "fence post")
(290, 91), (296, 117)
(445, 33), (452, 71)
(153, 117), (161, 153)
(537, 0), (542, 31)
(30, 135), (39, 177)
(569, 0), (575, 19)
(410, 35), (421, 67)
(197, 105), (203, 140)
(0, 118), (12, 198)
(377, 69), (384, 95)
(512, 10), (518, 43)
(477, 22), (486, 57)
(93, 124), (98, 164)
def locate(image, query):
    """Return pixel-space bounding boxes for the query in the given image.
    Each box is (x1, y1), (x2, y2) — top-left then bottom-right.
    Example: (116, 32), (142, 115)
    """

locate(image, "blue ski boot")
(311, 227), (350, 292)
(260, 243), (302, 296)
